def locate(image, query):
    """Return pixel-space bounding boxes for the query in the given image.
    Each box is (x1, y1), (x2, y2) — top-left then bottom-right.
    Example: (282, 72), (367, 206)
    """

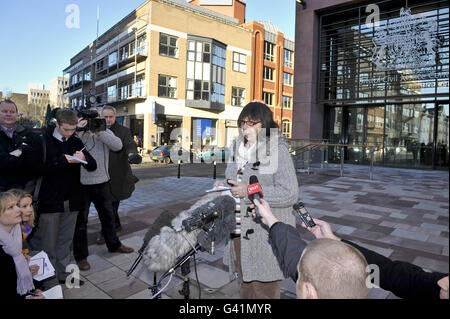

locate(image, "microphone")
(247, 175), (264, 217)
(182, 195), (235, 232)
(143, 194), (236, 273)
(127, 210), (178, 276)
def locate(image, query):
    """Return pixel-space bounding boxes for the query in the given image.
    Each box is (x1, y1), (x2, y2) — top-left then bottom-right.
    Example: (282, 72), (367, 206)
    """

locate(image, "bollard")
(369, 149), (374, 180)
(340, 146), (344, 177)
(213, 160), (216, 179)
(178, 160), (181, 179)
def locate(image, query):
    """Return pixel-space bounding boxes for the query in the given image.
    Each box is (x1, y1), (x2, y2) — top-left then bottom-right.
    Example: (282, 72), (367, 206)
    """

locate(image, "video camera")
(76, 107), (106, 133)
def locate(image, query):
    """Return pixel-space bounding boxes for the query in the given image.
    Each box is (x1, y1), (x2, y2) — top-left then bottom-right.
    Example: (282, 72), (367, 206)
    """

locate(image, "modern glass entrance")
(319, 0), (449, 169)
(326, 103), (449, 168)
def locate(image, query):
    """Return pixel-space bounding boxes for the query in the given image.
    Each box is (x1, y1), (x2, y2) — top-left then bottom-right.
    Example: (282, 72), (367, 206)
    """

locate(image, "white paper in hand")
(67, 155), (88, 164)
(30, 251), (56, 281)
(43, 285), (63, 299)
(205, 186), (231, 193)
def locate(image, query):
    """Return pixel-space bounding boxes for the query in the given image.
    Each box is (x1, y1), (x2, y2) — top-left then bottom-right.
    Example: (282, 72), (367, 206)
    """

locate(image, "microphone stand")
(152, 243), (201, 299)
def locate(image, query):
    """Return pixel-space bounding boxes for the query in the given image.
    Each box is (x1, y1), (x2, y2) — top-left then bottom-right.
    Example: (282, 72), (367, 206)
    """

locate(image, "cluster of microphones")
(127, 174), (312, 283)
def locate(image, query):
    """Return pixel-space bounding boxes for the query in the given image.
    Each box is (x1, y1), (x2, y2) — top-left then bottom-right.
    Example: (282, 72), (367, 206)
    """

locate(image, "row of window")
(30, 92), (49, 98)
(96, 34), (147, 72)
(264, 41), (295, 69)
(263, 66), (294, 86)
(263, 92), (293, 109)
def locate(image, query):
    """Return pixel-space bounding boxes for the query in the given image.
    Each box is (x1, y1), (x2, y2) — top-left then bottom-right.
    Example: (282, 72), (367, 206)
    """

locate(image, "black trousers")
(73, 182), (122, 262)
(100, 200), (121, 236)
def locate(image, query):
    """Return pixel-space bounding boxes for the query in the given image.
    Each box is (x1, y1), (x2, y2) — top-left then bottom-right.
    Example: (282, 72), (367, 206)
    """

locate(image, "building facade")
(294, 0), (449, 169)
(64, 0), (254, 154)
(50, 77), (69, 109)
(27, 83), (50, 123)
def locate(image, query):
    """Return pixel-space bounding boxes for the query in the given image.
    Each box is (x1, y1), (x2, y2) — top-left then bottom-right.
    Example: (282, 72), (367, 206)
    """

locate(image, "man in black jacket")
(0, 100), (43, 192)
(251, 198), (449, 299)
(96, 105), (140, 244)
(28, 109), (97, 285)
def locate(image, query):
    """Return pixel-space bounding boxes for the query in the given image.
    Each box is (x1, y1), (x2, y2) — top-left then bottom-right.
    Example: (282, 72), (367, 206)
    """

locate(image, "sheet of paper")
(42, 285), (63, 299)
(30, 251), (56, 281)
(67, 155), (88, 164)
(205, 186), (231, 193)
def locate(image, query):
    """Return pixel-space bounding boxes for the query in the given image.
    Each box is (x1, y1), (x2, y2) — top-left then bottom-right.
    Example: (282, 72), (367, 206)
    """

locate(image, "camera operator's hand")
(251, 198), (279, 228)
(77, 118), (88, 136)
(301, 218), (340, 241)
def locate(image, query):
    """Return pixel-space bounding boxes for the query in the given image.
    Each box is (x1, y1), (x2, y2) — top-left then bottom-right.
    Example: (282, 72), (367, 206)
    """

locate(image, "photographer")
(73, 107), (134, 272)
(251, 198), (449, 299)
(95, 105), (140, 245)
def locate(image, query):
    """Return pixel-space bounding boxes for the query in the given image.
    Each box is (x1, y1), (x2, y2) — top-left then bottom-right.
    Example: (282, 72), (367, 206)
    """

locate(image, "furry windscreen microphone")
(139, 210), (178, 254)
(143, 193), (236, 273)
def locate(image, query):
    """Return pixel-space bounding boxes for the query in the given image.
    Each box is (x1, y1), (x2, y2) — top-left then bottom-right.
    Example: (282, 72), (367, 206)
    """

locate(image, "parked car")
(151, 145), (173, 164)
(198, 146), (231, 163)
(151, 145), (196, 164)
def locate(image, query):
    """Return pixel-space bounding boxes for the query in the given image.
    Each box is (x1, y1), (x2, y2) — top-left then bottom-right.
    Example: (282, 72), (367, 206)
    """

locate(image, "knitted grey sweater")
(79, 129), (122, 185)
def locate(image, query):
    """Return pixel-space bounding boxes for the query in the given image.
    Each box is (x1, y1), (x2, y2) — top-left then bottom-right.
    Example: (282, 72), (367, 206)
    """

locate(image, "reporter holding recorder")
(251, 198), (449, 299)
(215, 101), (299, 299)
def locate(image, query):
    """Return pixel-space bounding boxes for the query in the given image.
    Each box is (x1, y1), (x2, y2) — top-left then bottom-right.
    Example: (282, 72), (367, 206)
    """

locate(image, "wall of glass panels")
(319, 0), (449, 169)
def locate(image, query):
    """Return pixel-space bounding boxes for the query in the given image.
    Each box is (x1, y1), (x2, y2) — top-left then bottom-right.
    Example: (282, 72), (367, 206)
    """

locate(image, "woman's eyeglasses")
(240, 120), (261, 127)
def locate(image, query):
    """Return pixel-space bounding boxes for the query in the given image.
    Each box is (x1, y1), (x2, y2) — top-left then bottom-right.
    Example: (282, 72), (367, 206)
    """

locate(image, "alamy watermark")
(66, 4), (80, 29)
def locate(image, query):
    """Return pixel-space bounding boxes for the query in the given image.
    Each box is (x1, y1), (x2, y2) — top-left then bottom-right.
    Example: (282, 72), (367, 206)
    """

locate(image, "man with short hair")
(95, 105), (141, 244)
(0, 100), (42, 192)
(73, 107), (134, 272)
(252, 198), (449, 299)
(296, 238), (369, 299)
(29, 109), (97, 285)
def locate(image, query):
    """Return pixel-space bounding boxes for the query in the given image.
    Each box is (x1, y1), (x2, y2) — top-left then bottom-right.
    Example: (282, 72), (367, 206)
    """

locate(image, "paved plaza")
(47, 164), (448, 299)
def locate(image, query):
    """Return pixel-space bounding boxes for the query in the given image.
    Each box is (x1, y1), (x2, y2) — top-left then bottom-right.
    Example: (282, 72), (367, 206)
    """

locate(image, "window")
(137, 34), (147, 54)
(263, 92), (273, 106)
(283, 72), (293, 86)
(263, 66), (274, 81)
(282, 96), (292, 109)
(232, 52), (246, 73)
(107, 85), (117, 102)
(84, 70), (91, 81)
(120, 44), (129, 61)
(232, 87), (246, 106)
(71, 74), (78, 85)
(160, 33), (178, 58)
(264, 41), (275, 62)
(158, 75), (177, 98)
(187, 80), (210, 101)
(96, 58), (105, 72)
(133, 74), (145, 97)
(211, 44), (226, 104)
(282, 120), (292, 138)
(284, 49), (293, 68)
(108, 52), (117, 67)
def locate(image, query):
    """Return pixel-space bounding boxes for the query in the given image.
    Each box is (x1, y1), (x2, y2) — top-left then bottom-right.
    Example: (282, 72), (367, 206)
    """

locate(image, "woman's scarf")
(0, 223), (35, 296)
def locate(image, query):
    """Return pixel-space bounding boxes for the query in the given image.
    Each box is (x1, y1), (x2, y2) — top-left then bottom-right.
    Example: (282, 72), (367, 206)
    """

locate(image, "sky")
(0, 0), (296, 94)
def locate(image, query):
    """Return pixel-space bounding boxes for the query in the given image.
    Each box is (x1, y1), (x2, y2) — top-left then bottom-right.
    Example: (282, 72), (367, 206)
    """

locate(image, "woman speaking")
(216, 101), (299, 299)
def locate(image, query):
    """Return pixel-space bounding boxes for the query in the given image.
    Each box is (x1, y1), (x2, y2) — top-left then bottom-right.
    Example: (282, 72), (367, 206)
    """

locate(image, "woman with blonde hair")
(8, 189), (35, 254)
(0, 191), (43, 299)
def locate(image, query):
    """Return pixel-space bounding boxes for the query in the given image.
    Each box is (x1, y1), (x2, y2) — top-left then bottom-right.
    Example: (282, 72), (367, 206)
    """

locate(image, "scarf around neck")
(0, 223), (35, 296)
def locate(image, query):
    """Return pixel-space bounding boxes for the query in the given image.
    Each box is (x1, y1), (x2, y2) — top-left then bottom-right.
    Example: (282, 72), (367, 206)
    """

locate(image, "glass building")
(294, 0), (449, 169)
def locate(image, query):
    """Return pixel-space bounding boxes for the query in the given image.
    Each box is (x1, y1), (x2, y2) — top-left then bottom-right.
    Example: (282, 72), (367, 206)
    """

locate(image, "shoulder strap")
(33, 134), (46, 203)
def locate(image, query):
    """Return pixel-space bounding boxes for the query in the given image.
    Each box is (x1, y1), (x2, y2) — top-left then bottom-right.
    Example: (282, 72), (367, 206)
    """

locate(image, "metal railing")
(288, 139), (381, 180)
